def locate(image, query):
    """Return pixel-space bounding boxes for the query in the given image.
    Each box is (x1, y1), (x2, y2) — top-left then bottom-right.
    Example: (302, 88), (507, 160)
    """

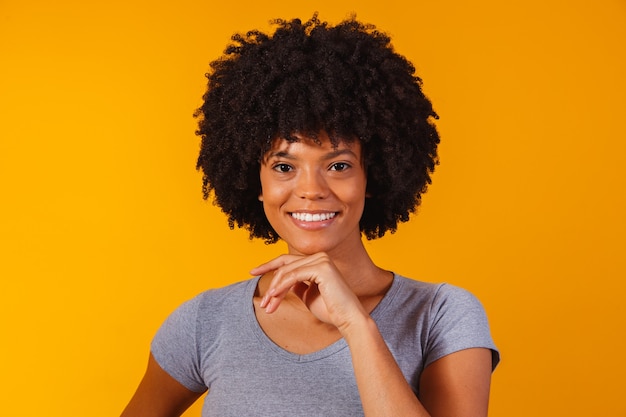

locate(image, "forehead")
(265, 132), (361, 155)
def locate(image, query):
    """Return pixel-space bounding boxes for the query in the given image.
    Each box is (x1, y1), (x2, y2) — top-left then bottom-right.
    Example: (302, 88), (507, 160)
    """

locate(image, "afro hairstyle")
(195, 14), (440, 243)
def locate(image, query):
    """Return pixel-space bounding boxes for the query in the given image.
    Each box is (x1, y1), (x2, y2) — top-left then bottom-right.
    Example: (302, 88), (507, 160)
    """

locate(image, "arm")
(342, 314), (430, 416)
(342, 312), (492, 417)
(254, 254), (494, 417)
(120, 353), (205, 417)
(419, 348), (493, 417)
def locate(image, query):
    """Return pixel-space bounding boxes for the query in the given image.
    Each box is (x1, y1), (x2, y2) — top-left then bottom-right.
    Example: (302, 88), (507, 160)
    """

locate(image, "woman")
(122, 14), (499, 417)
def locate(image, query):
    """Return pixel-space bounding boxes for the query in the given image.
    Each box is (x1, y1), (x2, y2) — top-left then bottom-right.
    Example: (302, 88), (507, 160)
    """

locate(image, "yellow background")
(1, 1), (624, 416)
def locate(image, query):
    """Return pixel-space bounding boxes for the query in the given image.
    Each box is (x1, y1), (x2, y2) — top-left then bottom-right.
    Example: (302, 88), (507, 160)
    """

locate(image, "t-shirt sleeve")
(150, 295), (208, 392)
(424, 284), (500, 370)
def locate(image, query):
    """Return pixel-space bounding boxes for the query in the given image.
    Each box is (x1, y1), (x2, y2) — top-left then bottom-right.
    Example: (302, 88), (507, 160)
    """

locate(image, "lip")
(288, 211), (339, 230)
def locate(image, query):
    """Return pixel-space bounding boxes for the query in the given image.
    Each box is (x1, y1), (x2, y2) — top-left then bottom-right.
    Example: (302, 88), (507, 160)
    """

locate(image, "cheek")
(258, 181), (292, 218)
(339, 182), (367, 212)
(259, 182), (288, 204)
(346, 174), (368, 201)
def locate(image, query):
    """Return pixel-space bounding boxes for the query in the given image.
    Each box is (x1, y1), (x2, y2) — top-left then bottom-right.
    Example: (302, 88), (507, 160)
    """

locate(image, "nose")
(296, 170), (329, 200)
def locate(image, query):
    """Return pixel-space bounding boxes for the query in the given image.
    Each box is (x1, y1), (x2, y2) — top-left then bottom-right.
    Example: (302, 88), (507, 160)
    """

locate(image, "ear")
(258, 192), (263, 202)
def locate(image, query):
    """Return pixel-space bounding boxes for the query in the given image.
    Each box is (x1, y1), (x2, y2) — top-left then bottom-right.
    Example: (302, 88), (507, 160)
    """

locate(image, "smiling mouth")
(290, 212), (337, 222)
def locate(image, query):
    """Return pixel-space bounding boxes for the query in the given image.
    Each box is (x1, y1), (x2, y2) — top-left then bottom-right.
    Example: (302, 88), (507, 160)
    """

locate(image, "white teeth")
(291, 212), (336, 222)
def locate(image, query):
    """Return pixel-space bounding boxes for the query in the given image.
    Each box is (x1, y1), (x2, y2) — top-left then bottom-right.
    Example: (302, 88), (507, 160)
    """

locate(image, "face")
(258, 132), (367, 256)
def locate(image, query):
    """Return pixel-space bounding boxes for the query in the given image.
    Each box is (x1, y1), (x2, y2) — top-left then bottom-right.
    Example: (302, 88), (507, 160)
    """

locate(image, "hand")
(250, 252), (368, 333)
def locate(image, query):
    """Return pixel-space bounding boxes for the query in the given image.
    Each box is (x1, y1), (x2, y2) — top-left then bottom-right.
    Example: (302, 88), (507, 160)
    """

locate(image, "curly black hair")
(195, 14), (440, 243)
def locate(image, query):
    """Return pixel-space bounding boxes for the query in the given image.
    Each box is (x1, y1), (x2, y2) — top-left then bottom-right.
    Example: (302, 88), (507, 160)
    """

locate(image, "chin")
(287, 240), (334, 256)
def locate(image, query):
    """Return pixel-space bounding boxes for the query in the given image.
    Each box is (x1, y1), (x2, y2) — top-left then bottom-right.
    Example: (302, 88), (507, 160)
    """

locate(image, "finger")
(266, 259), (321, 295)
(262, 263), (321, 313)
(257, 256), (310, 309)
(263, 289), (288, 313)
(264, 263), (328, 312)
(264, 252), (330, 287)
(259, 253), (333, 313)
(249, 254), (303, 276)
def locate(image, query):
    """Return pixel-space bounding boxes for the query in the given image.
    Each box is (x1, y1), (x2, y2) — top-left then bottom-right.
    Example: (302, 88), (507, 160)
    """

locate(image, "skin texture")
(121, 133), (493, 417)
(120, 354), (205, 417)
(258, 134), (367, 259)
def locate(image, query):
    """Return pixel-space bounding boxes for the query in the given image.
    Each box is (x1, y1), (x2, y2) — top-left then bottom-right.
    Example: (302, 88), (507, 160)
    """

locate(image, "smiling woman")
(258, 133), (367, 256)
(120, 14), (499, 417)
(194, 16), (440, 244)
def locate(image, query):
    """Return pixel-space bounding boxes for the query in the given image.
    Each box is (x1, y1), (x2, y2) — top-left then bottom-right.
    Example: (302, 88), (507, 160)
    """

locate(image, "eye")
(329, 162), (351, 171)
(272, 163), (293, 173)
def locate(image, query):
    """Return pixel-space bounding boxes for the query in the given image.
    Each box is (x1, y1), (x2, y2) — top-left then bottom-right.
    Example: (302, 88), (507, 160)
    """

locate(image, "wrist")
(338, 313), (379, 344)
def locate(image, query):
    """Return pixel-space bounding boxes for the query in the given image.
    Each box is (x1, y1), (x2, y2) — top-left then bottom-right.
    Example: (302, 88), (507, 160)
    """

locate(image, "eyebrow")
(265, 148), (358, 161)
(266, 150), (295, 160)
(322, 149), (358, 160)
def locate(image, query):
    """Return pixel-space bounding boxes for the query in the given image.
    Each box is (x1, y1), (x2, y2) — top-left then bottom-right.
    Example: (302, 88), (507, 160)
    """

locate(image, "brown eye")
(330, 162), (350, 171)
(273, 163), (293, 173)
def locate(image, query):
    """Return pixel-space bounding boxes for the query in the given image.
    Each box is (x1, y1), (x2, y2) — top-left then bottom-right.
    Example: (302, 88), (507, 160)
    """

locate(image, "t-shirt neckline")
(245, 274), (401, 363)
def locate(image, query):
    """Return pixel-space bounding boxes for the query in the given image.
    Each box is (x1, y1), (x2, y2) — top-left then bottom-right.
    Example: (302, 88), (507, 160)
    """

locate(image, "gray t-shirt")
(151, 275), (499, 417)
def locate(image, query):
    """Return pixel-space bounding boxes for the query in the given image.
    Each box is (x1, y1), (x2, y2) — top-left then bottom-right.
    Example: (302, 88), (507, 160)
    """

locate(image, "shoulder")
(150, 278), (259, 391)
(429, 282), (500, 369)
(390, 275), (499, 368)
(198, 278), (254, 301)
(377, 275), (486, 335)
(154, 278), (256, 338)
(392, 275), (484, 312)
(178, 278), (256, 313)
